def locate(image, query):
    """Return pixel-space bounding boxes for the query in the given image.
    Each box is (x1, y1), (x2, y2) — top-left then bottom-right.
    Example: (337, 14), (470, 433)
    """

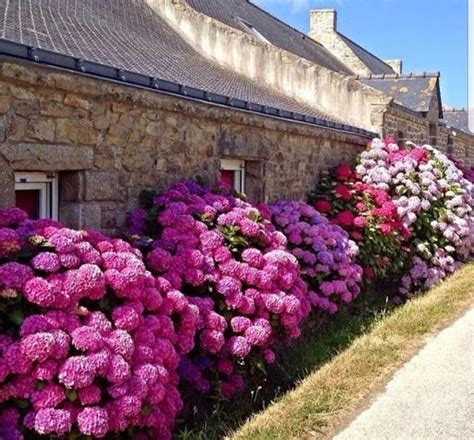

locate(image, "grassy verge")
(177, 285), (395, 440)
(229, 262), (474, 440)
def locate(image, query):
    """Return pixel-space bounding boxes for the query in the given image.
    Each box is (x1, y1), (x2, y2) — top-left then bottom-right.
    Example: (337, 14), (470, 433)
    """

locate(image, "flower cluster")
(450, 155), (474, 185)
(270, 201), (363, 314)
(464, 167), (474, 184)
(127, 182), (309, 397)
(0, 208), (189, 439)
(309, 164), (411, 280)
(357, 139), (474, 293)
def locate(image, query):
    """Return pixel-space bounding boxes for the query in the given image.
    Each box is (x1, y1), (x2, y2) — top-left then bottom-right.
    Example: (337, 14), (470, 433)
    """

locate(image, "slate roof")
(358, 74), (442, 115)
(0, 0), (351, 125)
(442, 109), (473, 134)
(186, 0), (353, 74)
(337, 33), (395, 75)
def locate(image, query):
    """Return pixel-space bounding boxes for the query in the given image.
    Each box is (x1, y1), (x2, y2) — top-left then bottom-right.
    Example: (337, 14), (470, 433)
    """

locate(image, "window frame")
(220, 159), (246, 194)
(15, 172), (59, 220)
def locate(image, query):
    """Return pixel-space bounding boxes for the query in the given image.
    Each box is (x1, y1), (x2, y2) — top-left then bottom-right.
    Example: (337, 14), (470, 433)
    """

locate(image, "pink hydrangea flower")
(0, 228), (21, 258)
(0, 262), (33, 290)
(31, 383), (65, 410)
(31, 252), (61, 273)
(20, 333), (55, 363)
(59, 356), (96, 389)
(34, 408), (71, 436)
(77, 407), (108, 438)
(128, 181), (310, 397)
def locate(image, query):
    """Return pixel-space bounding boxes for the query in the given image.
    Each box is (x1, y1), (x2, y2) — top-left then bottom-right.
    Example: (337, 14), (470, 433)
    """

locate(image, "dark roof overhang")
(0, 39), (376, 139)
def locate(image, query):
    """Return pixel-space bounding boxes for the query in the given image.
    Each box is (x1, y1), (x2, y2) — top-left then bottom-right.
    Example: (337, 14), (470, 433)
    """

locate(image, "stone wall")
(439, 125), (474, 166)
(381, 104), (430, 145)
(382, 105), (474, 166)
(455, 131), (474, 166)
(0, 59), (369, 234)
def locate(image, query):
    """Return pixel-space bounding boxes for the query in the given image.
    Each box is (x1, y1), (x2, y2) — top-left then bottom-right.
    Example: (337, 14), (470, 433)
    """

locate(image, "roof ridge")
(246, 1), (320, 42)
(337, 32), (394, 73)
(351, 72), (440, 80)
(245, 0), (348, 69)
(443, 107), (468, 112)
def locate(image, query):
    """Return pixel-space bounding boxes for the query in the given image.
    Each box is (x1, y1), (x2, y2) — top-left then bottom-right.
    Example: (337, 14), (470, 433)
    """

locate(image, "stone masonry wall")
(382, 104), (430, 145)
(0, 59), (369, 234)
(439, 125), (474, 166)
(382, 105), (474, 166)
(455, 131), (474, 166)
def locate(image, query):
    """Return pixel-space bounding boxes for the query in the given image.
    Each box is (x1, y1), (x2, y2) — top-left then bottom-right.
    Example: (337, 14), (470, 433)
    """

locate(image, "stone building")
(309, 8), (474, 157)
(0, 0), (472, 233)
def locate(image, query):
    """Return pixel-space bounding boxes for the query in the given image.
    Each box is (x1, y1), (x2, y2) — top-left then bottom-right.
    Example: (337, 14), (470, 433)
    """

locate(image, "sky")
(253, 0), (468, 109)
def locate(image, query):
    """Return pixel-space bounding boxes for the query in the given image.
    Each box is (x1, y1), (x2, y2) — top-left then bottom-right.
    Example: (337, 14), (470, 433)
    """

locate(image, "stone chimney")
(310, 9), (337, 37)
(384, 59), (403, 74)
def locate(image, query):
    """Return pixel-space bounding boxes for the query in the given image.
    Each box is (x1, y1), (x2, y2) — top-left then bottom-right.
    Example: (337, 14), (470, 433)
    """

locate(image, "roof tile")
(0, 0), (347, 124)
(360, 76), (440, 113)
(338, 33), (394, 75)
(442, 109), (473, 134)
(186, 0), (353, 74)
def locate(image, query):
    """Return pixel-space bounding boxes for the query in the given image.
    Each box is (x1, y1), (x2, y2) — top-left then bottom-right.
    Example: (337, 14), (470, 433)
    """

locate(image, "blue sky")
(253, 0), (468, 108)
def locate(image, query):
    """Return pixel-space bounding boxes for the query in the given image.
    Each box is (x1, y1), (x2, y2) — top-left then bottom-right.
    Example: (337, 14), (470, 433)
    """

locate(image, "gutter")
(0, 39), (376, 139)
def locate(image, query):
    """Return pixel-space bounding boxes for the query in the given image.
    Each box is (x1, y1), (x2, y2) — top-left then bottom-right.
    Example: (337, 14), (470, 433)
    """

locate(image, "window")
(447, 131), (455, 155)
(220, 159), (245, 194)
(235, 18), (271, 45)
(429, 123), (437, 146)
(15, 172), (59, 220)
(397, 130), (405, 148)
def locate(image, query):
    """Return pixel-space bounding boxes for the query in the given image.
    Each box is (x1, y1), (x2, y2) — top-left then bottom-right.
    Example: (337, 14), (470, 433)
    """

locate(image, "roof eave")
(0, 38), (376, 139)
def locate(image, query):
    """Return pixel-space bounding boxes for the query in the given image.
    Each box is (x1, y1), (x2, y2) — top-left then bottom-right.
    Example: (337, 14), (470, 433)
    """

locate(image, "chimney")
(385, 59), (403, 74)
(310, 9), (337, 36)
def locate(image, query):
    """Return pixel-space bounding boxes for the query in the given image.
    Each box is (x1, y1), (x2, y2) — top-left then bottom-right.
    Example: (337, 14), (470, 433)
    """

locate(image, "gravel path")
(333, 308), (474, 440)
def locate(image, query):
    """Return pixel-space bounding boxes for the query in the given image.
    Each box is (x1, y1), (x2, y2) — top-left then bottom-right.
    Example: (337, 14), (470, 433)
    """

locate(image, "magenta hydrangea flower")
(77, 407), (109, 437)
(0, 228), (21, 258)
(23, 277), (56, 308)
(34, 408), (71, 436)
(128, 181), (310, 397)
(59, 356), (97, 389)
(31, 383), (65, 410)
(0, 208), (28, 227)
(0, 262), (33, 291)
(0, 210), (185, 439)
(31, 252), (61, 273)
(20, 332), (56, 363)
(71, 326), (104, 352)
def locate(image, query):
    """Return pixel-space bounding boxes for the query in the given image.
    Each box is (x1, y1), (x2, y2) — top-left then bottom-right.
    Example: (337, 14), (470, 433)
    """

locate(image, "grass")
(228, 262), (474, 440)
(176, 285), (395, 440)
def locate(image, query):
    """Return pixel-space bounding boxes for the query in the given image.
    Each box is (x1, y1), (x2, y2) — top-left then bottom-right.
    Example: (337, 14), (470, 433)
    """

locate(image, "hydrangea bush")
(309, 164), (411, 280)
(450, 156), (474, 184)
(357, 139), (474, 294)
(0, 208), (189, 439)
(127, 182), (310, 398)
(270, 201), (362, 314)
(1, 140), (473, 438)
